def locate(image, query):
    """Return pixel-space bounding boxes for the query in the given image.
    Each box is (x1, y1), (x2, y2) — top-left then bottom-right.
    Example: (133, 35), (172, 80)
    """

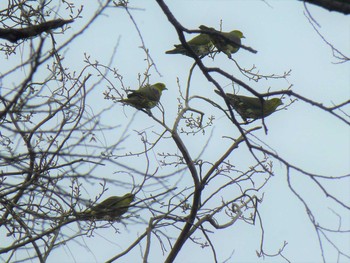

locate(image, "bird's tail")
(118, 99), (129, 103)
(214, 89), (225, 97)
(165, 49), (179, 54)
(165, 44), (184, 54)
(72, 211), (92, 220)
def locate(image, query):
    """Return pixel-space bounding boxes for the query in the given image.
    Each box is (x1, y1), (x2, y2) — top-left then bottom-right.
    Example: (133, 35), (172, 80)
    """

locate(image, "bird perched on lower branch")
(118, 83), (167, 111)
(78, 193), (135, 220)
(215, 90), (283, 122)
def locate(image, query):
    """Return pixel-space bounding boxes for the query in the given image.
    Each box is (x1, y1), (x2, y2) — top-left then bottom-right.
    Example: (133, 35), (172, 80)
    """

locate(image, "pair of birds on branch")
(118, 25), (282, 122)
(166, 25), (245, 58)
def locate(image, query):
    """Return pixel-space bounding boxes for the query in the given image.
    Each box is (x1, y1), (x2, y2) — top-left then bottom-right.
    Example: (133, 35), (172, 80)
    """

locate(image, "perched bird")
(119, 83), (167, 110)
(215, 90), (283, 121)
(82, 193), (135, 220)
(166, 34), (213, 57)
(199, 25), (245, 58)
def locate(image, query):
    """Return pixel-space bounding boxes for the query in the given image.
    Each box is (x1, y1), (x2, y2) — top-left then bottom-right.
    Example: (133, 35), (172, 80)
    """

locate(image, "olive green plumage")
(166, 33), (213, 57)
(119, 83), (167, 110)
(215, 90), (283, 121)
(199, 25), (245, 58)
(83, 193), (135, 220)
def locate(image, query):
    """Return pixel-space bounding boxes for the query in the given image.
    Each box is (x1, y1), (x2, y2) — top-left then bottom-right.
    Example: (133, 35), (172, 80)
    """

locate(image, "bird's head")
(232, 30), (245, 39)
(269, 98), (283, 109)
(123, 193), (135, 203)
(154, 83), (167, 93)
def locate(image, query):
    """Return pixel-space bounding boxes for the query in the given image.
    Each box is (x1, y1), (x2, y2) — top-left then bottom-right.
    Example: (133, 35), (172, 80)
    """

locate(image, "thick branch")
(299, 0), (350, 15)
(0, 19), (74, 43)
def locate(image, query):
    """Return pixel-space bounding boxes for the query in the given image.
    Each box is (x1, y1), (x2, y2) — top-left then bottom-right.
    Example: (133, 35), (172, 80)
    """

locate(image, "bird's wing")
(228, 94), (265, 109)
(187, 34), (212, 46)
(137, 85), (162, 102)
(92, 196), (122, 211)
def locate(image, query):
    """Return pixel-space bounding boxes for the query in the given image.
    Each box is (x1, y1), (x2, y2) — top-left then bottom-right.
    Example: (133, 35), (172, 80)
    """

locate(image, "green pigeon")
(82, 193), (135, 220)
(119, 83), (167, 110)
(166, 34), (213, 57)
(215, 90), (283, 121)
(199, 25), (245, 58)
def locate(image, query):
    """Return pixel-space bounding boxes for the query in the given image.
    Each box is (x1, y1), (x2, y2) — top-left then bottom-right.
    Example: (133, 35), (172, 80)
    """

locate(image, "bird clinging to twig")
(118, 83), (167, 111)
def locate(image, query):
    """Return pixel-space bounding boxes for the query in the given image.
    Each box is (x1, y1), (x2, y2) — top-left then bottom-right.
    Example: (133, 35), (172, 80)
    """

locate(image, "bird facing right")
(118, 83), (167, 110)
(82, 193), (135, 220)
(215, 90), (283, 121)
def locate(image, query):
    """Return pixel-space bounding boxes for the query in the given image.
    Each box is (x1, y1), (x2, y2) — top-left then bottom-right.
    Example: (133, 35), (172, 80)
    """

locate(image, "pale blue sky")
(1, 0), (349, 262)
(54, 1), (349, 262)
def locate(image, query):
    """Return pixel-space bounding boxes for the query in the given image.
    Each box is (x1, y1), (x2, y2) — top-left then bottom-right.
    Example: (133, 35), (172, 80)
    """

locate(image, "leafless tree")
(0, 1), (349, 263)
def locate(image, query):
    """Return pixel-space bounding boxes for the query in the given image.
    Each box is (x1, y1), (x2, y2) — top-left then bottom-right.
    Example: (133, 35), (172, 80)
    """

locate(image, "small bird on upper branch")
(166, 33), (213, 57)
(199, 25), (245, 58)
